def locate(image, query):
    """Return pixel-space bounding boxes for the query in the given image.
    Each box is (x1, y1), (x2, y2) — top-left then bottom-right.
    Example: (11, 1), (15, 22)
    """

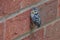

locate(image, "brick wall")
(0, 0), (59, 40)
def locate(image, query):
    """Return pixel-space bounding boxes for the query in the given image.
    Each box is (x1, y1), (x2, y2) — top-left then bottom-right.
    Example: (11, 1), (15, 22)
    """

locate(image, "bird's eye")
(34, 11), (38, 13)
(34, 11), (36, 12)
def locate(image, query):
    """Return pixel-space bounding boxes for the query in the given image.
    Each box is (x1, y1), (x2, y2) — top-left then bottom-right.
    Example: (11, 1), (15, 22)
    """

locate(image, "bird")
(30, 7), (41, 28)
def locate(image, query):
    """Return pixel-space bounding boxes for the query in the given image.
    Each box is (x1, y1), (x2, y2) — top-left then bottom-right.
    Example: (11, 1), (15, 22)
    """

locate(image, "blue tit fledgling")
(30, 7), (41, 28)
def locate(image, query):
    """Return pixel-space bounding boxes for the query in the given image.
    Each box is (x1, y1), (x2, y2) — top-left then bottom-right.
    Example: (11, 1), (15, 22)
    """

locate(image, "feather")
(30, 7), (41, 28)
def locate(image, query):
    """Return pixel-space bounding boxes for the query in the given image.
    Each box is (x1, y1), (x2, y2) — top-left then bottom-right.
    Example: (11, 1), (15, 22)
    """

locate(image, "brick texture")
(0, 0), (21, 18)
(20, 0), (40, 9)
(0, 0), (40, 18)
(45, 20), (60, 40)
(38, 0), (57, 25)
(0, 0), (59, 40)
(4, 0), (58, 40)
(22, 28), (44, 40)
(58, 0), (60, 17)
(22, 19), (60, 40)
(0, 23), (4, 40)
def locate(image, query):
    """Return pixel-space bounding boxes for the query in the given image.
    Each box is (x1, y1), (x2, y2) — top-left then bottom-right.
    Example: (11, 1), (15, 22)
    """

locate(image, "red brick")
(22, 28), (44, 40)
(0, 23), (4, 40)
(0, 0), (21, 18)
(38, 0), (57, 25)
(57, 0), (60, 17)
(45, 20), (60, 40)
(5, 10), (31, 39)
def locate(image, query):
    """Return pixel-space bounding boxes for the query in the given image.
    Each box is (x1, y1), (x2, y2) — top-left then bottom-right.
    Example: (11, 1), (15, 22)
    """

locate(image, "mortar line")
(0, 0), (49, 23)
(44, 25), (46, 39)
(3, 18), (6, 40)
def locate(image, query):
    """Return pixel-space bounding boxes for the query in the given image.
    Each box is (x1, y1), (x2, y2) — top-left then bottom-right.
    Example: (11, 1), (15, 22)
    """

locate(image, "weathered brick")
(45, 20), (60, 40)
(0, 23), (4, 40)
(5, 10), (31, 39)
(22, 28), (44, 40)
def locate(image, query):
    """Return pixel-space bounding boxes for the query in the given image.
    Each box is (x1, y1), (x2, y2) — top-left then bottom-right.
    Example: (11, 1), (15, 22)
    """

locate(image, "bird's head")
(31, 7), (39, 14)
